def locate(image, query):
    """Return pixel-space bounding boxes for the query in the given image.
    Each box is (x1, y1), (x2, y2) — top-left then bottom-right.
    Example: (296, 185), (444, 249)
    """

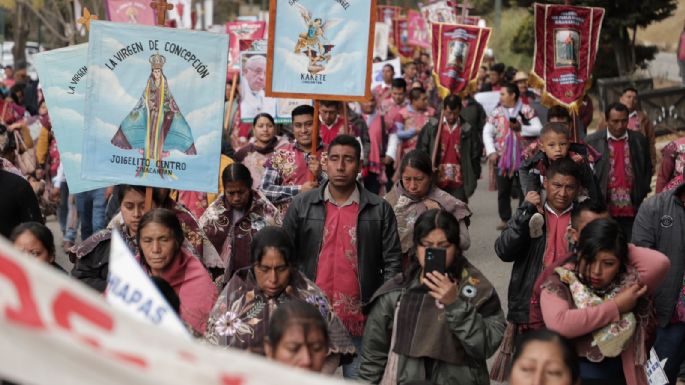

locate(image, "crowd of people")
(3, 43), (685, 385)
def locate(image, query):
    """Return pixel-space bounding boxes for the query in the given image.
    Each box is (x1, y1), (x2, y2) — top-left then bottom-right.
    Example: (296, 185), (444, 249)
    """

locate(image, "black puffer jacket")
(494, 202), (546, 324)
(282, 182), (402, 309)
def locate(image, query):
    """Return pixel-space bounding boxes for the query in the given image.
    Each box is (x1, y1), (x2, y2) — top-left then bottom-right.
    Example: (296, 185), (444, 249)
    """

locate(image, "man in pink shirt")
(371, 63), (394, 106)
(381, 78), (408, 189)
(282, 134), (402, 379)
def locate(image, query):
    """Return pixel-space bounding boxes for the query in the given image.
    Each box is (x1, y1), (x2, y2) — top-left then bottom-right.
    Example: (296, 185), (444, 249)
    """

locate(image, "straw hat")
(513, 71), (529, 82)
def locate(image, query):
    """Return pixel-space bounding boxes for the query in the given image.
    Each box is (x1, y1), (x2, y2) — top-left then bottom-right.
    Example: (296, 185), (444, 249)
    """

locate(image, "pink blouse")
(541, 245), (670, 385)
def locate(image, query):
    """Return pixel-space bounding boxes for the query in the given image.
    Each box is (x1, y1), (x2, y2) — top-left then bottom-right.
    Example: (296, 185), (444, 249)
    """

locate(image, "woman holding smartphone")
(359, 209), (506, 385)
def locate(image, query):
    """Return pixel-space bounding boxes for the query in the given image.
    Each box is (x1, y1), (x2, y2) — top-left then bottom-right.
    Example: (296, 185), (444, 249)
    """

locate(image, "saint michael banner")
(266, 0), (376, 101)
(530, 3), (604, 111)
(82, 21), (228, 192)
(34, 44), (110, 194)
(431, 23), (491, 97)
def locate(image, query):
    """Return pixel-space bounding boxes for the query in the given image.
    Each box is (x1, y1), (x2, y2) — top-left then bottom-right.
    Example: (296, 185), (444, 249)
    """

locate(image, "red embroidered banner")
(407, 10), (430, 48)
(393, 17), (414, 59)
(531, 3), (604, 110)
(431, 23), (491, 96)
(377, 5), (402, 25)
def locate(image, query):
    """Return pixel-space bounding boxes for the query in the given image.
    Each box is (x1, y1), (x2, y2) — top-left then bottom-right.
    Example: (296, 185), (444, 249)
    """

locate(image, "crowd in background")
(3, 41), (685, 385)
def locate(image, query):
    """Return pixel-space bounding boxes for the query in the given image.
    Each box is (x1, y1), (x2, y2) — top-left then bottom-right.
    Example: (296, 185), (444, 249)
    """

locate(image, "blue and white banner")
(82, 21), (228, 192)
(267, 0), (375, 101)
(34, 44), (110, 194)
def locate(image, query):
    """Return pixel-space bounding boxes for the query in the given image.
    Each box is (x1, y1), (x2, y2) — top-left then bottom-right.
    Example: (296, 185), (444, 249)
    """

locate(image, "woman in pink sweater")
(540, 218), (670, 385)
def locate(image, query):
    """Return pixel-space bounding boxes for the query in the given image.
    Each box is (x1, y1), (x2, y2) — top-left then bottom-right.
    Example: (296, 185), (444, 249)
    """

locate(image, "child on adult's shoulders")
(519, 121), (601, 238)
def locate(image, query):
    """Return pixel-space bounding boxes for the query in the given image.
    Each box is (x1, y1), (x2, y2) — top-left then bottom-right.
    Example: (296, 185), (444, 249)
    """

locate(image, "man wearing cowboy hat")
(513, 71), (537, 105)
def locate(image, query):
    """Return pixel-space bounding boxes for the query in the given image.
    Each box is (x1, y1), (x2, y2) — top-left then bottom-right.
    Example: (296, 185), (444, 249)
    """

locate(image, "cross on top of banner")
(77, 7), (98, 32)
(150, 0), (174, 26)
(457, 0), (474, 19)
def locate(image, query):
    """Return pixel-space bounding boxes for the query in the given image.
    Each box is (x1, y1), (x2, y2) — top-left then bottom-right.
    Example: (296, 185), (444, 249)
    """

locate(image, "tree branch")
(15, 0), (71, 43)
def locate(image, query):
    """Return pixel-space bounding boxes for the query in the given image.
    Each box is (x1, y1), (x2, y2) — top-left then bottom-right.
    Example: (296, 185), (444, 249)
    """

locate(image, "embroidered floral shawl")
(541, 262), (654, 365)
(204, 268), (356, 357)
(199, 191), (282, 280)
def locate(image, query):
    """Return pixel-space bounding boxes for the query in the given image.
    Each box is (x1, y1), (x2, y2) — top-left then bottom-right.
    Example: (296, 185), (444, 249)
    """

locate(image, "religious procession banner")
(431, 23), (491, 97)
(239, 39), (267, 52)
(167, 0), (193, 29)
(239, 48), (310, 124)
(407, 10), (430, 48)
(226, 21), (266, 74)
(530, 3), (604, 111)
(393, 17), (414, 59)
(104, 0), (155, 25)
(266, 0), (376, 101)
(81, 21), (228, 192)
(377, 5), (402, 27)
(420, 1), (457, 24)
(373, 22), (390, 60)
(33, 44), (110, 194)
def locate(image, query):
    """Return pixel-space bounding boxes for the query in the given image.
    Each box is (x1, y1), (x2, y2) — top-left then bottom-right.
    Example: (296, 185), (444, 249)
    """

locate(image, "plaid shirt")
(259, 167), (302, 204)
(259, 141), (326, 204)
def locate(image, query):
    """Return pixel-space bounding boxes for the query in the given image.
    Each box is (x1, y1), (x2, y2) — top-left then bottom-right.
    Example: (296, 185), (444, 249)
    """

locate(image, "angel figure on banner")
(111, 53), (196, 175)
(292, 3), (340, 74)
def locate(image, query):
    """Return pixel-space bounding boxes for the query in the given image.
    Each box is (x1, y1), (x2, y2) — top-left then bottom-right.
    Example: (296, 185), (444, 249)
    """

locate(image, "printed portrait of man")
(240, 53), (276, 118)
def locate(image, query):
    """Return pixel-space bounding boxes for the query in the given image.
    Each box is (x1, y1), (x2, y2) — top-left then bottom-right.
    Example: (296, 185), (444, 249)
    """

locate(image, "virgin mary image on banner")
(111, 52), (197, 167)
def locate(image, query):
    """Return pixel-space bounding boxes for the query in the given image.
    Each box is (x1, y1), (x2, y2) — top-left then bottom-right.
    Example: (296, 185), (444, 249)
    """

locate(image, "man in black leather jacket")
(282, 134), (401, 379)
(494, 159), (580, 330)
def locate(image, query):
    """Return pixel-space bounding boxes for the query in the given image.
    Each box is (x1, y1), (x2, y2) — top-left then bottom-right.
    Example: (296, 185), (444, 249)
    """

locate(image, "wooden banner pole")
(570, 109), (579, 143)
(310, 100), (320, 182)
(431, 108), (446, 168)
(144, 187), (154, 211)
(223, 72), (239, 130)
(145, 0), (174, 210)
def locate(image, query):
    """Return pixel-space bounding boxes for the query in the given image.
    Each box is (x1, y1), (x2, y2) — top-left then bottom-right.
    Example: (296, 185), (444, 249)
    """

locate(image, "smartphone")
(424, 247), (446, 277)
